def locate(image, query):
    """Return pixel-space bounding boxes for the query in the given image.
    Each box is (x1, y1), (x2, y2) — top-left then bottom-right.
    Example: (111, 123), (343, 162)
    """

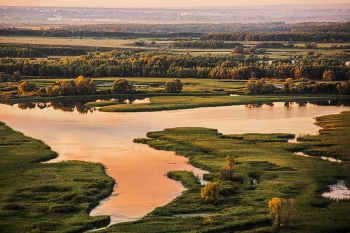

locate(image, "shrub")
(48, 204), (77, 213)
(201, 182), (219, 203)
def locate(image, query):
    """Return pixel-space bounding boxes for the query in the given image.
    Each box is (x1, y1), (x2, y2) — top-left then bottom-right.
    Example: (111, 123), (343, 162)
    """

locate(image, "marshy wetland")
(1, 100), (350, 232)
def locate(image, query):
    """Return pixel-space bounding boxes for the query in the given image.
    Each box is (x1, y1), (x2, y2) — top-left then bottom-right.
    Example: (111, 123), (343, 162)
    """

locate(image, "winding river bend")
(0, 101), (348, 224)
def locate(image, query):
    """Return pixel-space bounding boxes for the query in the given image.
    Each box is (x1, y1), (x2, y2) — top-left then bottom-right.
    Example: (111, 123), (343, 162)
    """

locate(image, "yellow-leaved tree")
(201, 182), (219, 203)
(268, 197), (297, 228)
(220, 155), (235, 180)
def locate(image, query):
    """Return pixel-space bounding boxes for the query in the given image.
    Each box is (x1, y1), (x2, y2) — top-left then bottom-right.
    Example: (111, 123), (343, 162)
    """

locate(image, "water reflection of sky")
(0, 101), (349, 224)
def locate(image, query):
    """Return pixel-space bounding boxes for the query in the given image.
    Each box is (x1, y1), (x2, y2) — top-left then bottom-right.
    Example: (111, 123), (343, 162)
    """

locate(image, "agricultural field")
(0, 36), (172, 51)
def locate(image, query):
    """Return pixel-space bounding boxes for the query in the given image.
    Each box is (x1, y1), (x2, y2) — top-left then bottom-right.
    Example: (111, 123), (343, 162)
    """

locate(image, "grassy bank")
(101, 111), (350, 232)
(97, 95), (344, 112)
(0, 122), (115, 233)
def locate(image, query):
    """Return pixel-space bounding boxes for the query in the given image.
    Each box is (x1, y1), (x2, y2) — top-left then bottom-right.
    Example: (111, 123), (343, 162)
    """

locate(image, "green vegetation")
(165, 78), (183, 93)
(200, 31), (350, 42)
(0, 44), (86, 58)
(102, 111), (350, 232)
(0, 122), (115, 233)
(112, 79), (136, 94)
(97, 95), (341, 112)
(0, 47), (349, 79)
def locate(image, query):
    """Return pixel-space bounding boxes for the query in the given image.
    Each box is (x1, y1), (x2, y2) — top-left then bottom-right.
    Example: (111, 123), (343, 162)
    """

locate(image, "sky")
(1, 0), (349, 8)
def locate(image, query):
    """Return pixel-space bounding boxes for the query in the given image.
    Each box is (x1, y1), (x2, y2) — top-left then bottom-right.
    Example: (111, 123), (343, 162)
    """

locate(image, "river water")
(0, 100), (349, 224)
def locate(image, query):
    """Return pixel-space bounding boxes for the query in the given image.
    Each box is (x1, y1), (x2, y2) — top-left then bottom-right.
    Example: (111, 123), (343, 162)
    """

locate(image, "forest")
(0, 44), (86, 58)
(0, 49), (349, 80)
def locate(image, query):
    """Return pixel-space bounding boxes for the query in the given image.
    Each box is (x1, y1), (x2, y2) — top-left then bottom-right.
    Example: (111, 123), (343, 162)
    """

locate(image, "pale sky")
(1, 0), (349, 8)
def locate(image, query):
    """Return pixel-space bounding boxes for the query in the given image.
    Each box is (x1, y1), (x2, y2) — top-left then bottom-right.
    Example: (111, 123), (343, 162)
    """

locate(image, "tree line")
(244, 78), (350, 95)
(41, 22), (350, 34)
(0, 44), (86, 58)
(199, 32), (350, 42)
(0, 29), (201, 39)
(172, 40), (242, 49)
(0, 51), (349, 80)
(2, 22), (350, 38)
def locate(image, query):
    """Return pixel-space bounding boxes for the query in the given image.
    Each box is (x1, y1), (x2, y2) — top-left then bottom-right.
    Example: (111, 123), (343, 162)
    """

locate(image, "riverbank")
(0, 122), (115, 233)
(101, 111), (350, 232)
(93, 95), (349, 112)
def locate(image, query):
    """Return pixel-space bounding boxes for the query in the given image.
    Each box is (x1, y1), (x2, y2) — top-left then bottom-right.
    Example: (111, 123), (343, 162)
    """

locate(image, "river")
(0, 100), (348, 224)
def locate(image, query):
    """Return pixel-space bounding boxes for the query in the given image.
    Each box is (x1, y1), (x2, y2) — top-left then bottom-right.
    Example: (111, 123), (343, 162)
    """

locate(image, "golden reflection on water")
(0, 102), (348, 224)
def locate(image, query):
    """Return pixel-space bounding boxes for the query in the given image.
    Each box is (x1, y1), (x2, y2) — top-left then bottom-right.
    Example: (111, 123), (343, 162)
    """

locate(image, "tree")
(306, 50), (315, 56)
(268, 197), (297, 229)
(245, 78), (265, 94)
(52, 80), (76, 95)
(337, 82), (350, 95)
(165, 78), (183, 93)
(75, 76), (96, 95)
(112, 79), (136, 94)
(268, 197), (283, 228)
(323, 70), (336, 81)
(201, 182), (219, 203)
(220, 156), (235, 180)
(285, 78), (295, 90)
(18, 81), (37, 94)
(12, 71), (21, 82)
(232, 46), (243, 54)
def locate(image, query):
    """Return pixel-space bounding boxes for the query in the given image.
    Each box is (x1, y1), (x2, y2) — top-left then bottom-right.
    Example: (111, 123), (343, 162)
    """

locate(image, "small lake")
(0, 100), (349, 224)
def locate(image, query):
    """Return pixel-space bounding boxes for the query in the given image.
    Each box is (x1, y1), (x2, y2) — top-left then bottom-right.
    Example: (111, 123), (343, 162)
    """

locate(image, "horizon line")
(1, 3), (350, 9)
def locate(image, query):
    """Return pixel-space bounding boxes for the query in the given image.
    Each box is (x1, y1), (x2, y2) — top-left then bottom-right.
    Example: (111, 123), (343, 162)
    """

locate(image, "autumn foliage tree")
(75, 76), (96, 95)
(268, 197), (297, 229)
(201, 182), (219, 203)
(48, 80), (76, 96)
(323, 70), (336, 81)
(18, 81), (37, 94)
(112, 79), (136, 94)
(220, 156), (235, 180)
(165, 78), (183, 93)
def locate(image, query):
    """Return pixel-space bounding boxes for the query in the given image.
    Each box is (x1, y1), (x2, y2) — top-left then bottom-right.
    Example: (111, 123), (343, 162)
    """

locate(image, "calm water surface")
(0, 101), (348, 224)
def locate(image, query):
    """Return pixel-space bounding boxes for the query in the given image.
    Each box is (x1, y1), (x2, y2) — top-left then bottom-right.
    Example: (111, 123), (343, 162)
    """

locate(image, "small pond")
(322, 180), (350, 200)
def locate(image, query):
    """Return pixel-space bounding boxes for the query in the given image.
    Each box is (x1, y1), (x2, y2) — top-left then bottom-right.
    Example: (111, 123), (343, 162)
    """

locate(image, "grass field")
(100, 111), (350, 232)
(0, 36), (174, 51)
(0, 122), (115, 233)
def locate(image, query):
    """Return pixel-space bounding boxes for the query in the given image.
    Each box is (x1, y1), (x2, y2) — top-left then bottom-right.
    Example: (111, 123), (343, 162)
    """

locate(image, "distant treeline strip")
(199, 32), (350, 42)
(61, 22), (350, 33)
(172, 40), (242, 49)
(0, 44), (86, 57)
(0, 29), (202, 39)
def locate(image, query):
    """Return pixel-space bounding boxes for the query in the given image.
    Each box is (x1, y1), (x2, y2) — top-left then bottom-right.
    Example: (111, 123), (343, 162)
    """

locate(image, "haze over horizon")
(1, 0), (350, 8)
